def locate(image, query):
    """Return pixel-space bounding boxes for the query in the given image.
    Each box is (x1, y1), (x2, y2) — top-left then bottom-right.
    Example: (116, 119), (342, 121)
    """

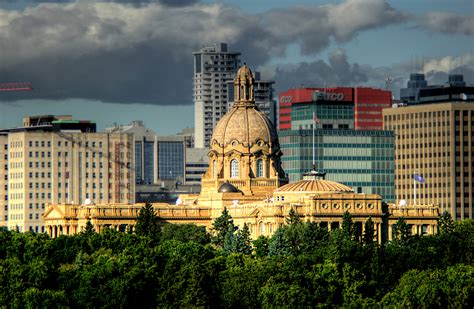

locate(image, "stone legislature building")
(44, 65), (439, 242)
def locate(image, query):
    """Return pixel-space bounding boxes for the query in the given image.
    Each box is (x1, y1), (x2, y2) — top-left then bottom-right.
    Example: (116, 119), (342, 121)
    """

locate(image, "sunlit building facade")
(383, 102), (474, 220)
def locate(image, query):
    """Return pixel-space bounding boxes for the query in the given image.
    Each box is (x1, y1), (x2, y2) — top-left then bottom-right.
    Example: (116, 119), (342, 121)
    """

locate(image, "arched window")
(256, 159), (264, 177)
(259, 222), (265, 235)
(230, 159), (239, 178)
(213, 160), (217, 178)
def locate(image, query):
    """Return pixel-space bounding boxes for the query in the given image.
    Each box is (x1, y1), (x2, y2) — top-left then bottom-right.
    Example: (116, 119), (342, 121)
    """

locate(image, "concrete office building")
(185, 147), (209, 186)
(383, 102), (474, 220)
(193, 43), (241, 148)
(1, 115), (135, 232)
(106, 121), (186, 185)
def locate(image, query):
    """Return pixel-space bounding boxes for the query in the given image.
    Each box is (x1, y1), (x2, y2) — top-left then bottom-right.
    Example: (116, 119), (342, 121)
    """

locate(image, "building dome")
(218, 182), (241, 193)
(275, 179), (354, 194)
(211, 105), (278, 148)
(211, 63), (278, 148)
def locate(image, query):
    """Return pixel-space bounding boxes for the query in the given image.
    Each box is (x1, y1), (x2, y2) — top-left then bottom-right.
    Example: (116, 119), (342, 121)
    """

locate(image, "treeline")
(0, 205), (472, 308)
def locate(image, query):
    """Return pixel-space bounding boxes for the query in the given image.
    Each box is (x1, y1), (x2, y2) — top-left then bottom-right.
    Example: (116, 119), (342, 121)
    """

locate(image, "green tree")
(438, 211), (455, 234)
(82, 220), (95, 236)
(268, 227), (289, 256)
(223, 224), (236, 254)
(135, 202), (160, 237)
(363, 216), (375, 245)
(342, 211), (353, 239)
(160, 223), (210, 245)
(234, 224), (252, 255)
(253, 236), (269, 258)
(392, 217), (410, 241)
(211, 207), (233, 247)
(286, 207), (301, 225)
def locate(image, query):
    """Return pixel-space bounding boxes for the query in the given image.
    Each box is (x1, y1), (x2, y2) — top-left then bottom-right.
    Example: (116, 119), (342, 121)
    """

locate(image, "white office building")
(193, 43), (241, 148)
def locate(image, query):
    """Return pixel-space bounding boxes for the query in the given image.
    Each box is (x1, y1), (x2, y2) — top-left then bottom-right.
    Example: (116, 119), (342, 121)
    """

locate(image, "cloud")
(269, 51), (474, 99)
(0, 0), (408, 105)
(419, 12), (474, 35)
(0, 0), (199, 6)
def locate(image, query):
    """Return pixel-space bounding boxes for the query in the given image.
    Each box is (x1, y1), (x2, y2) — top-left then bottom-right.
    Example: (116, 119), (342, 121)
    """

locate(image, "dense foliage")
(0, 209), (472, 307)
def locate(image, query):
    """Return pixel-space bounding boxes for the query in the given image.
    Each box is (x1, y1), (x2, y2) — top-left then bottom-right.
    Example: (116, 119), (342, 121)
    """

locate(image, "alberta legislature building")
(44, 65), (439, 243)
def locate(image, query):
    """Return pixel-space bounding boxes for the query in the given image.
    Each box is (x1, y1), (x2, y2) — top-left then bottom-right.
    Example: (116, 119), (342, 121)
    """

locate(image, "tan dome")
(211, 106), (278, 147)
(275, 179), (354, 193)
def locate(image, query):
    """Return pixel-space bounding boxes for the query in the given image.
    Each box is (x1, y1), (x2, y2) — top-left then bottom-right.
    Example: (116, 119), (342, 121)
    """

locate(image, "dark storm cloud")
(271, 49), (376, 92)
(0, 0), (408, 105)
(271, 51), (474, 99)
(419, 12), (474, 36)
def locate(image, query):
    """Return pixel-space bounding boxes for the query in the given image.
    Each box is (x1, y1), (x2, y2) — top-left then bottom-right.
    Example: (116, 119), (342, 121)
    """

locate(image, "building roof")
(211, 64), (278, 148)
(275, 179), (354, 194)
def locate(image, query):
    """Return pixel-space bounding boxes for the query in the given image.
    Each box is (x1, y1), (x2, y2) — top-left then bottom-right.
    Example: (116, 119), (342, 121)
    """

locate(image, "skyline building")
(193, 43), (241, 148)
(383, 102), (474, 220)
(279, 87), (392, 131)
(1, 115), (135, 232)
(279, 129), (395, 202)
(400, 73), (474, 104)
(105, 121), (186, 185)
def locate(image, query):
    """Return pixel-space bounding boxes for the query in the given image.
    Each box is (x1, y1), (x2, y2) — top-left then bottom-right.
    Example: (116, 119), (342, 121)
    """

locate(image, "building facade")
(279, 87), (392, 131)
(279, 129), (395, 202)
(106, 121), (186, 185)
(383, 102), (474, 220)
(1, 116), (135, 232)
(193, 43), (241, 148)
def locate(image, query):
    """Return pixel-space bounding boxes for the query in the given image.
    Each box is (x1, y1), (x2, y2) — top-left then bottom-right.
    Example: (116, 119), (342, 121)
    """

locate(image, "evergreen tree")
(438, 211), (455, 234)
(363, 216), (375, 245)
(253, 235), (269, 257)
(234, 223), (252, 255)
(82, 220), (95, 236)
(342, 211), (353, 239)
(286, 208), (301, 225)
(135, 202), (160, 237)
(211, 207), (234, 247)
(268, 227), (289, 256)
(392, 217), (410, 241)
(222, 223), (236, 254)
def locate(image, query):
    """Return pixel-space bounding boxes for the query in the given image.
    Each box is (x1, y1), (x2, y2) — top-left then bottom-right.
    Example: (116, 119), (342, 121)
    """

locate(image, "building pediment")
(43, 205), (67, 220)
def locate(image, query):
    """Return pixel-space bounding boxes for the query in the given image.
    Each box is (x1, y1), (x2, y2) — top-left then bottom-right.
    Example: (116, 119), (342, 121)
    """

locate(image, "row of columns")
(47, 223), (135, 238)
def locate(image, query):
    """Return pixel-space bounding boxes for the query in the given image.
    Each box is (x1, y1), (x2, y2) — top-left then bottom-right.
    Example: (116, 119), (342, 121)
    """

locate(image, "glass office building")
(158, 142), (184, 181)
(279, 129), (395, 202)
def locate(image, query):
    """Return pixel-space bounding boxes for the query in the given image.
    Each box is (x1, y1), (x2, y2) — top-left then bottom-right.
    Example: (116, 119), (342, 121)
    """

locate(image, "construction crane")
(0, 82), (33, 92)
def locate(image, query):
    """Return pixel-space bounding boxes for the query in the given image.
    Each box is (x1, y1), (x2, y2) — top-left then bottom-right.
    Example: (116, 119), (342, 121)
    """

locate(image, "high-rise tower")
(193, 43), (241, 148)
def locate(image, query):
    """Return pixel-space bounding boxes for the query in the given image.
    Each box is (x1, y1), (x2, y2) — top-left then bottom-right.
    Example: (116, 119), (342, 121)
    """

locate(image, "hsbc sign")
(313, 91), (344, 101)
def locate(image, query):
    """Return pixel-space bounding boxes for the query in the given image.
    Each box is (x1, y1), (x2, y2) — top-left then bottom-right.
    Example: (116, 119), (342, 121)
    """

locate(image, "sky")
(0, 0), (473, 134)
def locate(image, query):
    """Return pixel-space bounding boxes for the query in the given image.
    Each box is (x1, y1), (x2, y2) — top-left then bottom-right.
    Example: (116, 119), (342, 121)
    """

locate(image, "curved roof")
(218, 182), (241, 193)
(275, 179), (354, 193)
(211, 106), (278, 147)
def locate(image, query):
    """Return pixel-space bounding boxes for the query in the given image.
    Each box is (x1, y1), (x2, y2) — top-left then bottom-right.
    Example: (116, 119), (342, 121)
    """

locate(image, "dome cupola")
(201, 64), (288, 196)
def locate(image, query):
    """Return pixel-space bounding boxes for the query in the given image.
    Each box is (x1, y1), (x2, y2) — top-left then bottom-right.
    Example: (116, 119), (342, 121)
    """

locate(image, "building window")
(256, 159), (264, 177)
(230, 159), (239, 178)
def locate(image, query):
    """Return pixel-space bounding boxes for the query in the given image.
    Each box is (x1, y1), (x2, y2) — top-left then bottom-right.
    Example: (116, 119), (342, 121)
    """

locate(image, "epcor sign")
(280, 96), (292, 103)
(313, 91), (345, 101)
